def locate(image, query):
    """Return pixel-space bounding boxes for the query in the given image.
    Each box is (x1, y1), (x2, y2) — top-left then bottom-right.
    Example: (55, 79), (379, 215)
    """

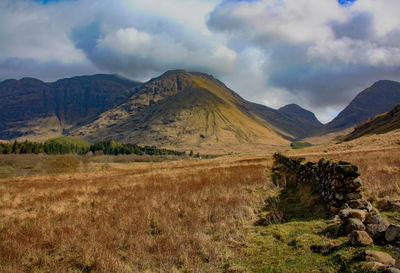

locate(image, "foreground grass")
(0, 156), (272, 272)
(1, 132), (399, 272)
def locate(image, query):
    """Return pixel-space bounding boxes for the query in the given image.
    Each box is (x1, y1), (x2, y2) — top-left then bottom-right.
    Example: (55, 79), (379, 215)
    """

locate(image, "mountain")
(249, 103), (323, 140)
(0, 70), (325, 152)
(69, 70), (293, 151)
(325, 80), (400, 132)
(343, 104), (400, 141)
(0, 74), (141, 141)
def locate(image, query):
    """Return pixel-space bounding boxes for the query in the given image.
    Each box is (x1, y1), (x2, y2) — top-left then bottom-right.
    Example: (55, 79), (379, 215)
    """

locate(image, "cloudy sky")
(1, 0), (400, 123)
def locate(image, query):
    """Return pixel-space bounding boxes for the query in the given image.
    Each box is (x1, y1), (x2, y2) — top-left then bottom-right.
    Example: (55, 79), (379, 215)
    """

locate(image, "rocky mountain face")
(325, 80), (400, 133)
(344, 104), (400, 141)
(0, 74), (140, 140)
(69, 70), (293, 150)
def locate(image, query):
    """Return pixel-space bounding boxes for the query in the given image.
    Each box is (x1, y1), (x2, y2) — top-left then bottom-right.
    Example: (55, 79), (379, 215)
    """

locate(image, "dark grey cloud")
(0, 57), (100, 82)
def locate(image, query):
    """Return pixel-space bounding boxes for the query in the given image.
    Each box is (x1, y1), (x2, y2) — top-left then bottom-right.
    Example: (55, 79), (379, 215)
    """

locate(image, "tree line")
(0, 140), (186, 156)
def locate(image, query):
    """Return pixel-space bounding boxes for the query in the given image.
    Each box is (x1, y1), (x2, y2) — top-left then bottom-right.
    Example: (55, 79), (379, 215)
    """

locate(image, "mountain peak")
(326, 79), (400, 132)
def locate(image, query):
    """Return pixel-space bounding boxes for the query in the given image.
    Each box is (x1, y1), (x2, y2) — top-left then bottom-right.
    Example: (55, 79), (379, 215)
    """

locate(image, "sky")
(1, 0), (400, 123)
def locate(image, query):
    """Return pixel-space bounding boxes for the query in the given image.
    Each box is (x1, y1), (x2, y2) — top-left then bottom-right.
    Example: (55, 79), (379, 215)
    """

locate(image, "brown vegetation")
(0, 156), (273, 272)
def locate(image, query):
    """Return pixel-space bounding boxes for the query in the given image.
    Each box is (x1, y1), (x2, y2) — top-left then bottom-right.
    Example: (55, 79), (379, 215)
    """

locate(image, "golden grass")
(0, 156), (273, 272)
(1, 130), (399, 272)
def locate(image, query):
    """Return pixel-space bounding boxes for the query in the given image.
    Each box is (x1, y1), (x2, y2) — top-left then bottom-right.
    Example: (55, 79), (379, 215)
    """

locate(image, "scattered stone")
(365, 216), (390, 240)
(362, 250), (395, 266)
(342, 218), (365, 235)
(339, 209), (367, 222)
(350, 230), (373, 246)
(385, 225), (400, 242)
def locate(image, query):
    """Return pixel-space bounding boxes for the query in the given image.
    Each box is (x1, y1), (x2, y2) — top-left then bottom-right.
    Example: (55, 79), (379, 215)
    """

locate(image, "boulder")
(347, 198), (373, 212)
(365, 217), (390, 240)
(363, 250), (395, 266)
(385, 225), (400, 242)
(339, 209), (367, 222)
(349, 230), (373, 246)
(342, 218), (365, 235)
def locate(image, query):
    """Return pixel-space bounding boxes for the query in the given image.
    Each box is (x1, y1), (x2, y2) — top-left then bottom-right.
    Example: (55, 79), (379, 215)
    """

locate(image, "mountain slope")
(0, 75), (141, 140)
(248, 103), (323, 140)
(70, 70), (290, 151)
(326, 80), (400, 132)
(344, 104), (400, 141)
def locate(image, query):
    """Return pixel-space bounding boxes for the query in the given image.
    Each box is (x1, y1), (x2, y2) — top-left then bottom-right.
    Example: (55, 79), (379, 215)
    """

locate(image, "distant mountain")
(0, 74), (141, 140)
(249, 103), (323, 140)
(343, 104), (400, 141)
(69, 70), (292, 150)
(325, 80), (400, 132)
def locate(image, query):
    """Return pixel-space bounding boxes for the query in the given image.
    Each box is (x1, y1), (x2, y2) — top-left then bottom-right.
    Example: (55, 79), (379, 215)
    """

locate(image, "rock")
(395, 253), (400, 269)
(347, 177), (363, 189)
(364, 262), (388, 271)
(335, 193), (344, 201)
(347, 199), (373, 212)
(339, 209), (367, 222)
(345, 192), (363, 201)
(363, 250), (395, 266)
(342, 218), (365, 235)
(385, 225), (400, 242)
(365, 217), (390, 240)
(329, 206), (341, 215)
(336, 164), (359, 176)
(350, 230), (373, 246)
(385, 267), (400, 273)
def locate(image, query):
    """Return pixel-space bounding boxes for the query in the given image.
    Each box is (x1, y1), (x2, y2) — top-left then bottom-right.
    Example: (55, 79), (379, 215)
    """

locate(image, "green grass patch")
(290, 142), (312, 149)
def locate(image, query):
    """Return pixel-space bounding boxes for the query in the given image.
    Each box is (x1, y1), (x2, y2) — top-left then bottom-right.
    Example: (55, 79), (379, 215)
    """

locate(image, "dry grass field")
(0, 155), (274, 272)
(1, 129), (400, 272)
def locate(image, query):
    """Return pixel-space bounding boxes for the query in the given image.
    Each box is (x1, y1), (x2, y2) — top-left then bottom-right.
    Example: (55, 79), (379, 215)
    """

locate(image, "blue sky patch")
(33, 0), (75, 4)
(338, 0), (357, 6)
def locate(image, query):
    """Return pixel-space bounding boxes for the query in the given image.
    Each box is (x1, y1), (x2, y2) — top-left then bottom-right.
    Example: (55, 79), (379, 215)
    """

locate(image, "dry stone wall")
(272, 153), (372, 215)
(272, 154), (400, 271)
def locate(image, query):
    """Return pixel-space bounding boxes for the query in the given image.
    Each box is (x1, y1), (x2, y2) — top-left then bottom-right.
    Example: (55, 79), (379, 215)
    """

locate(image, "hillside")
(343, 104), (400, 141)
(70, 70), (292, 152)
(0, 74), (141, 141)
(325, 80), (400, 132)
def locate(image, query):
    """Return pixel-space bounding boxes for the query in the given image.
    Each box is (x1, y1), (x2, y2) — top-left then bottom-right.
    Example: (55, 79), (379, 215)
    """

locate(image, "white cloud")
(0, 1), (86, 63)
(1, 0), (400, 123)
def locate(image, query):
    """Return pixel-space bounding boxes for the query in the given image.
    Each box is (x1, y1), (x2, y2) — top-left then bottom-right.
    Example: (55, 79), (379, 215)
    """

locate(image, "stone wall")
(272, 154), (400, 270)
(272, 153), (372, 215)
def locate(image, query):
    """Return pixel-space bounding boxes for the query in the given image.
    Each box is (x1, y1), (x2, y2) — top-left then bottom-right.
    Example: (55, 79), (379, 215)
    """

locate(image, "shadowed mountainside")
(0, 74), (141, 140)
(325, 80), (400, 133)
(343, 104), (400, 141)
